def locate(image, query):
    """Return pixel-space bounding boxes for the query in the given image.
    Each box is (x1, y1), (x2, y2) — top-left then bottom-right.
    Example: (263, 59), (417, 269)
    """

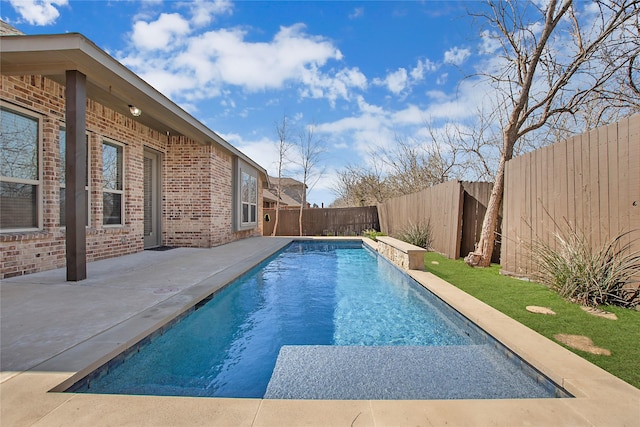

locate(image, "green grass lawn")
(423, 252), (640, 390)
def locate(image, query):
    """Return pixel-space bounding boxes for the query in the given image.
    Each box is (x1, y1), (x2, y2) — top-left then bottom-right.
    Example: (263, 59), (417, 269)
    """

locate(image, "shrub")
(529, 228), (640, 308)
(361, 229), (385, 241)
(396, 220), (433, 250)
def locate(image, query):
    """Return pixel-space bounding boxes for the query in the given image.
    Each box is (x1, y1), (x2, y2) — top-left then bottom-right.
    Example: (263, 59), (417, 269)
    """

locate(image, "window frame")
(0, 103), (43, 232)
(59, 128), (91, 228)
(235, 158), (259, 231)
(102, 138), (125, 227)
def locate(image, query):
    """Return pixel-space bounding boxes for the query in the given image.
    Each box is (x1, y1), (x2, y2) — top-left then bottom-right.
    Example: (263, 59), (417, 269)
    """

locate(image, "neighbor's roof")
(268, 176), (307, 188)
(278, 192), (301, 207)
(263, 190), (279, 203)
(263, 189), (300, 207)
(0, 31), (267, 182)
(0, 21), (23, 35)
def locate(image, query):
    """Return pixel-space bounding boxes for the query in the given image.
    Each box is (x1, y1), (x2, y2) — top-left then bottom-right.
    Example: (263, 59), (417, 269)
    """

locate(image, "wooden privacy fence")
(263, 206), (379, 236)
(501, 114), (640, 277)
(377, 181), (499, 261)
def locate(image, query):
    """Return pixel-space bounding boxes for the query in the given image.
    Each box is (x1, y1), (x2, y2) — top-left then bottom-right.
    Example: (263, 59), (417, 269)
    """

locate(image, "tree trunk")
(271, 205), (279, 236)
(464, 157), (506, 266)
(298, 181), (306, 236)
(298, 205), (303, 236)
(271, 184), (280, 237)
(465, 126), (516, 267)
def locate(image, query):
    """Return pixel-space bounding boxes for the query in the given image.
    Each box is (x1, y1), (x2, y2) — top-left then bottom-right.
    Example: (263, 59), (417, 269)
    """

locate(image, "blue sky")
(2, 0), (495, 206)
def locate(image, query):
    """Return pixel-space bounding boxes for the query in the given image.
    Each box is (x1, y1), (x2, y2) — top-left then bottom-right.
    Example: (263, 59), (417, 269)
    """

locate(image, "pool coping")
(2, 236), (639, 426)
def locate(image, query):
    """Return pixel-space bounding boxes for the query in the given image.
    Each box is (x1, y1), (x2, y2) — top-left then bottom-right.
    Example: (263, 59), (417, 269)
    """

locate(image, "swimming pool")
(68, 241), (570, 399)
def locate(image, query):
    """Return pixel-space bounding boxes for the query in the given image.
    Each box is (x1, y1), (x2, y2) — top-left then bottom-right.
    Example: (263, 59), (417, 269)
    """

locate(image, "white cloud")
(391, 104), (426, 125)
(381, 68), (408, 94)
(314, 97), (397, 164)
(436, 73), (448, 85)
(308, 171), (341, 205)
(184, 24), (341, 91)
(313, 77), (494, 167)
(237, 69), (499, 189)
(580, 1), (602, 17)
(479, 30), (501, 54)
(356, 96), (385, 116)
(121, 21), (361, 106)
(220, 98), (235, 108)
(410, 58), (438, 80)
(186, 0), (233, 27)
(223, 133), (276, 173)
(429, 77), (497, 121)
(349, 7), (364, 19)
(8, 0), (67, 25)
(375, 58), (438, 95)
(531, 0), (553, 11)
(300, 66), (367, 105)
(425, 90), (449, 101)
(222, 131), (336, 205)
(336, 67), (368, 90)
(443, 46), (471, 65)
(131, 13), (191, 51)
(527, 21), (544, 37)
(139, 69), (209, 100)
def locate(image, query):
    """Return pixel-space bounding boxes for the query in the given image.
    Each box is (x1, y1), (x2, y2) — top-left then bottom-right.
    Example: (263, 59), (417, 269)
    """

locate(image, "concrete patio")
(1, 236), (639, 426)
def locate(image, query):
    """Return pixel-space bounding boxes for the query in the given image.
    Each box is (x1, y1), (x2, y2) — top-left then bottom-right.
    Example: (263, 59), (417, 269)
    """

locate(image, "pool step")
(264, 345), (554, 400)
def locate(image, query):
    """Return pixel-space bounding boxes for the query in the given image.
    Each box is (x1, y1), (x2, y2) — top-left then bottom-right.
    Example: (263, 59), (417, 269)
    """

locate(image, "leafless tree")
(332, 162), (390, 207)
(332, 121), (469, 206)
(295, 123), (325, 235)
(378, 132), (457, 195)
(271, 114), (292, 236)
(465, 0), (640, 267)
(453, 107), (503, 181)
(419, 121), (467, 183)
(578, 8), (640, 125)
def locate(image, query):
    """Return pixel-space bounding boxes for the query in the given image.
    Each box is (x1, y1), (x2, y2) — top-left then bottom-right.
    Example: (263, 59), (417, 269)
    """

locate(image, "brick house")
(263, 187), (303, 209)
(0, 25), (267, 280)
(265, 176), (308, 209)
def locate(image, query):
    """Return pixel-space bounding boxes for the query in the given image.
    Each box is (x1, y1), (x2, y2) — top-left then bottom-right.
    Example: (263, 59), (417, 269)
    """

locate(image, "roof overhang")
(0, 32), (268, 182)
(262, 190), (279, 203)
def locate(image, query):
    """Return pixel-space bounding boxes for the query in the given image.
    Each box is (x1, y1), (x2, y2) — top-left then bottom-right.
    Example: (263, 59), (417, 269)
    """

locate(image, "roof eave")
(0, 33), (267, 179)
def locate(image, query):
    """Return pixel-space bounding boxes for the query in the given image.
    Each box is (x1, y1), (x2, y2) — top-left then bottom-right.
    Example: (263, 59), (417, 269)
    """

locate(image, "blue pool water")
(71, 241), (566, 399)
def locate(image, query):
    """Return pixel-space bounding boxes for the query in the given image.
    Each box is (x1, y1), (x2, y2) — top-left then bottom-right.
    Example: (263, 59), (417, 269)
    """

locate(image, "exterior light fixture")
(128, 105), (142, 117)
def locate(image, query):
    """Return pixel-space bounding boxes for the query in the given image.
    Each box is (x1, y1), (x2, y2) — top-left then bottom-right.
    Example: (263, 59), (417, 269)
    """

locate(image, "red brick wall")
(1, 74), (262, 279)
(164, 136), (214, 247)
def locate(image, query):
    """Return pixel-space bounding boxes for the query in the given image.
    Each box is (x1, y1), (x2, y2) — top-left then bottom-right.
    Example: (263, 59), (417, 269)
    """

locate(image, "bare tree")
(579, 9), (640, 124)
(465, 0), (640, 267)
(332, 162), (390, 207)
(332, 121), (468, 207)
(295, 123), (325, 235)
(455, 107), (503, 181)
(420, 121), (466, 183)
(378, 134), (450, 195)
(271, 114), (292, 236)
(368, 121), (465, 196)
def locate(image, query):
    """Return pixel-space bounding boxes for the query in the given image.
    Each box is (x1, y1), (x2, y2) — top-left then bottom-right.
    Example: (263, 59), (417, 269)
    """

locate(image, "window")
(60, 129), (90, 227)
(102, 140), (124, 225)
(242, 171), (258, 224)
(235, 159), (258, 230)
(0, 106), (41, 230)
